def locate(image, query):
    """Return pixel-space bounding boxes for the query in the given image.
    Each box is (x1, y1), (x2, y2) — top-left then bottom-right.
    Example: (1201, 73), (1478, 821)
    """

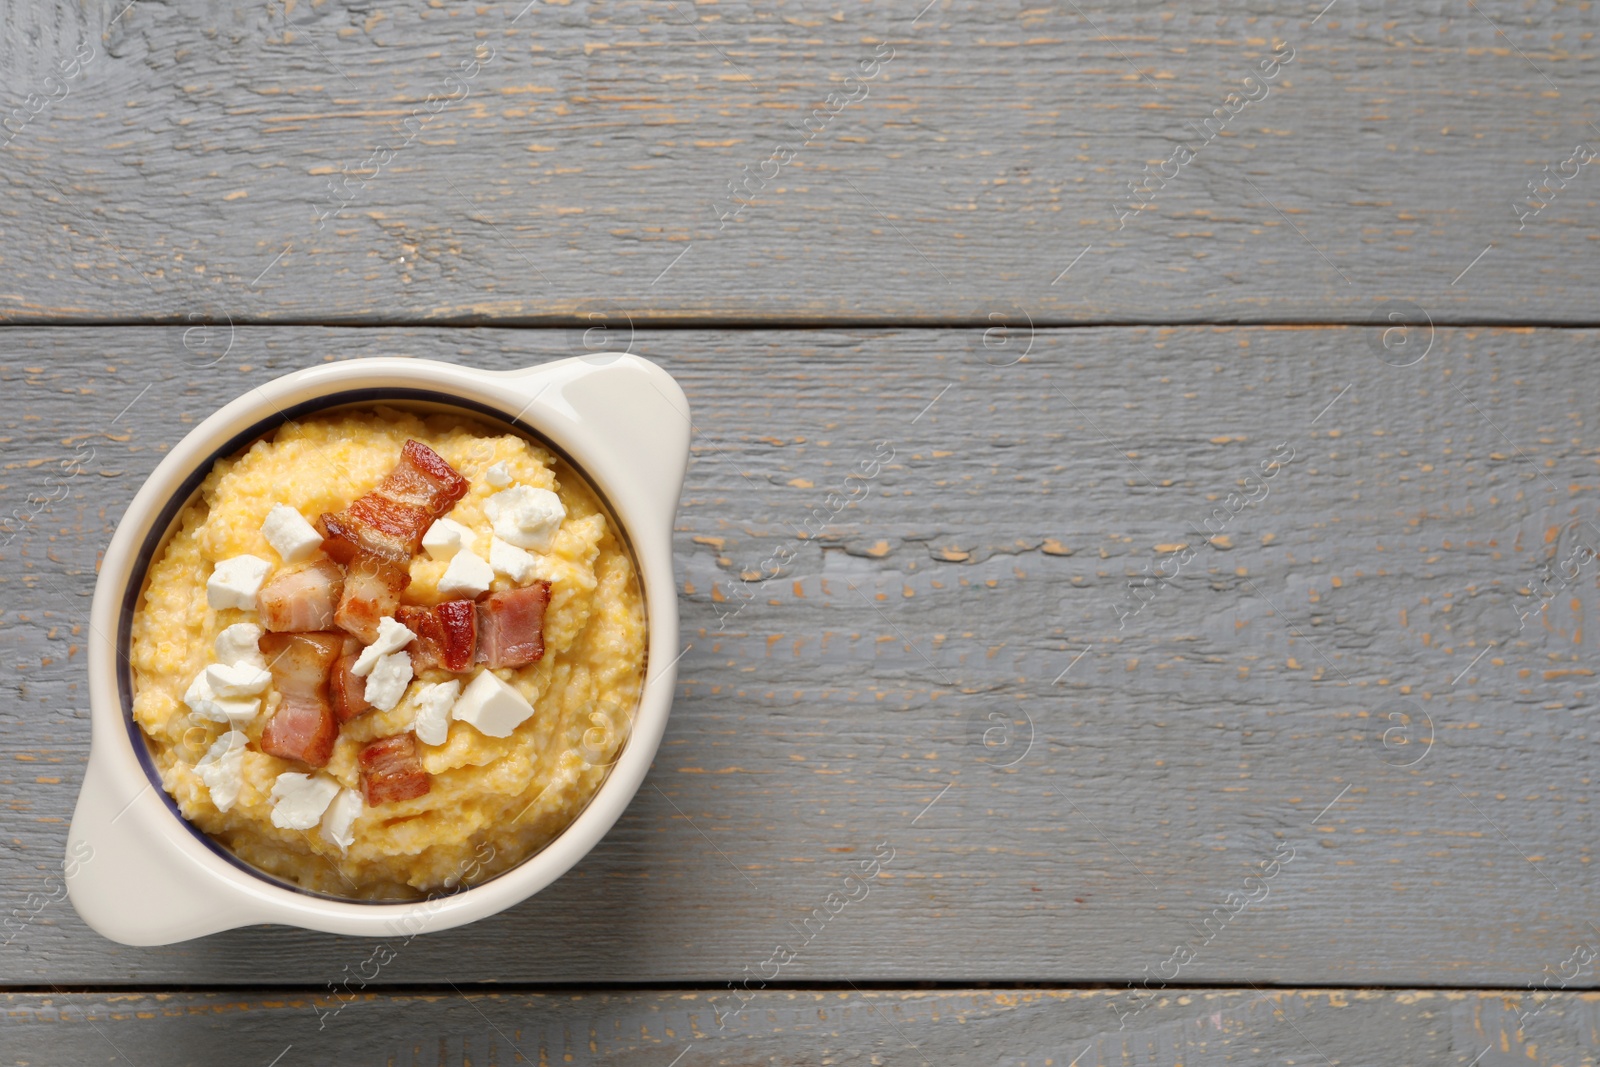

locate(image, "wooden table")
(3, 2), (1597, 1063)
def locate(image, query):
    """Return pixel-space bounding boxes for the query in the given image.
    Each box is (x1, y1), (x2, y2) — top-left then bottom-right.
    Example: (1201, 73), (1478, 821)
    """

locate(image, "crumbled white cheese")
(410, 679), (460, 746)
(485, 461), (512, 488)
(488, 536), (539, 584)
(204, 661), (272, 697)
(269, 773), (342, 830)
(421, 517), (475, 561)
(181, 672), (212, 709)
(320, 787), (363, 851)
(352, 616), (417, 677)
(195, 731), (248, 813)
(260, 504), (323, 563)
(363, 650), (413, 711)
(451, 669), (536, 738)
(438, 548), (494, 598)
(206, 555), (273, 611)
(483, 485), (565, 552)
(214, 622), (266, 670)
(183, 671), (261, 727)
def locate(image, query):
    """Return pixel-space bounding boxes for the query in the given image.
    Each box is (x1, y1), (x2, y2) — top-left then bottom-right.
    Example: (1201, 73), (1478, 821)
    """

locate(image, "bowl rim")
(73, 355), (688, 940)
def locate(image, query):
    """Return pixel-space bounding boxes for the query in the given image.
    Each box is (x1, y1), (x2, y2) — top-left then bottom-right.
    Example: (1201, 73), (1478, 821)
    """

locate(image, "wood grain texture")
(0, 1), (1596, 325)
(2, 326), (1599, 986)
(4, 989), (1600, 1067)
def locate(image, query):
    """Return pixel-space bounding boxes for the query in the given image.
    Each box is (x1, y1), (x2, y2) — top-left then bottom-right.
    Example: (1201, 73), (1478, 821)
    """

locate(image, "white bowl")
(67, 354), (690, 945)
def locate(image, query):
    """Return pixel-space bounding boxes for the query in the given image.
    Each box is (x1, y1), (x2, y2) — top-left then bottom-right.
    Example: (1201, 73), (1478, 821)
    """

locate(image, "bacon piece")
(332, 553), (411, 643)
(318, 440), (469, 565)
(358, 733), (431, 805)
(329, 637), (372, 724)
(256, 559), (343, 632)
(394, 604), (445, 672)
(396, 600), (478, 673)
(257, 632), (343, 767)
(259, 697), (339, 769)
(436, 601), (478, 671)
(476, 581), (552, 669)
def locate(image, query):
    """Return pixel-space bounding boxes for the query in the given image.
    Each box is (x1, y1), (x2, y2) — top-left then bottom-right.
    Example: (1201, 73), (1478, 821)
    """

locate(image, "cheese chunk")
(488, 536), (539, 584)
(195, 731), (248, 813)
(451, 669), (536, 738)
(206, 555), (273, 611)
(438, 548), (494, 598)
(421, 517), (475, 561)
(183, 671), (260, 727)
(410, 680), (460, 746)
(214, 622), (266, 670)
(320, 788), (363, 851)
(485, 461), (512, 488)
(204, 661), (272, 697)
(483, 485), (565, 552)
(269, 773), (341, 830)
(351, 616), (417, 677)
(261, 504), (323, 563)
(363, 650), (413, 711)
(181, 671), (211, 710)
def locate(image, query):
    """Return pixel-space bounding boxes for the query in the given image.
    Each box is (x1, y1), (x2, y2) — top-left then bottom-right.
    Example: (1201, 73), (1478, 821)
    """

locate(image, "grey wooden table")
(3, 2), (1598, 1064)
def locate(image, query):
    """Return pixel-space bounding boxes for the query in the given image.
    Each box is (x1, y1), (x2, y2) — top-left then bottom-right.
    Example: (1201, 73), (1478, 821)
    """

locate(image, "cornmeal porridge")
(129, 408), (645, 899)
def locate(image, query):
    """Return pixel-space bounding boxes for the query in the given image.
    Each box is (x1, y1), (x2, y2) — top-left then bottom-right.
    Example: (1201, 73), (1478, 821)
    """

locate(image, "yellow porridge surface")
(130, 408), (645, 898)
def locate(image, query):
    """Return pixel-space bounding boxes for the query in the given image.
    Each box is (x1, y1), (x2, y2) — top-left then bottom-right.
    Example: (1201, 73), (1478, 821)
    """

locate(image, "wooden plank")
(4, 989), (1600, 1067)
(0, 2), (1595, 325)
(1, 326), (1598, 986)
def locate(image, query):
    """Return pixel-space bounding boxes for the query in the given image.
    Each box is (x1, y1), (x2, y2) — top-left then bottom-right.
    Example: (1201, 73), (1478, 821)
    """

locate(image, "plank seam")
(5, 981), (1598, 994)
(4, 319), (1600, 330)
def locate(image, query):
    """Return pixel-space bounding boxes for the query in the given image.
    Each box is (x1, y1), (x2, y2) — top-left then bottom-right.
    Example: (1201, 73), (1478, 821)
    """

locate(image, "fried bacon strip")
(358, 733), (431, 805)
(256, 559), (343, 632)
(257, 632), (343, 767)
(329, 636), (372, 724)
(318, 440), (469, 564)
(396, 600), (478, 673)
(476, 581), (552, 669)
(332, 554), (410, 644)
(318, 441), (464, 642)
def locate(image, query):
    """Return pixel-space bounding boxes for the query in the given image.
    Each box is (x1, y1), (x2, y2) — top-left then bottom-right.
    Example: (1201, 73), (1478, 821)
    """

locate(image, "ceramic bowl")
(67, 354), (690, 945)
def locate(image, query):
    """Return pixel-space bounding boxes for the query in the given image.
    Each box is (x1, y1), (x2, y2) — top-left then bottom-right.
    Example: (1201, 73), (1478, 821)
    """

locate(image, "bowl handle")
(501, 354), (692, 524)
(68, 753), (259, 946)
